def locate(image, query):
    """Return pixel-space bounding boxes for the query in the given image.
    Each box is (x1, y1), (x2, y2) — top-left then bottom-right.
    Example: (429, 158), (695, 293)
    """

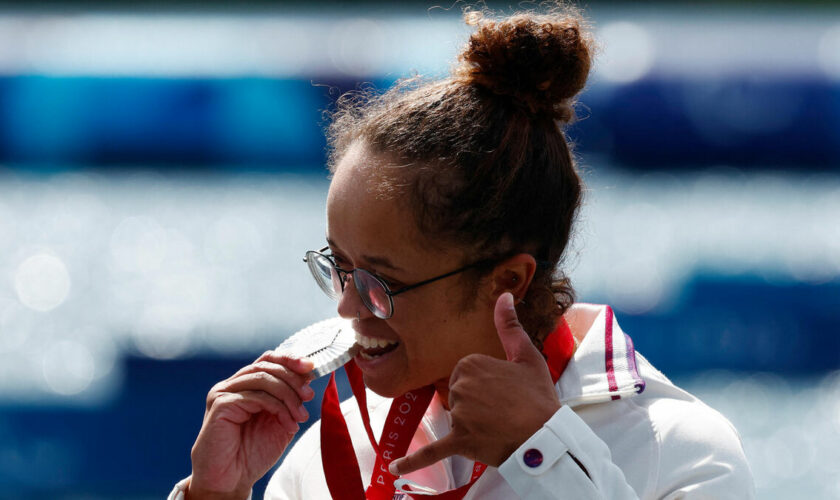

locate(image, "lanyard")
(320, 319), (574, 500)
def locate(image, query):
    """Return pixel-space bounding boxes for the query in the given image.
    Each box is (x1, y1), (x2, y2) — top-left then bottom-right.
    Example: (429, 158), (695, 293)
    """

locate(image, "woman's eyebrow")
(362, 254), (403, 272)
(327, 236), (402, 271)
(326, 237), (404, 272)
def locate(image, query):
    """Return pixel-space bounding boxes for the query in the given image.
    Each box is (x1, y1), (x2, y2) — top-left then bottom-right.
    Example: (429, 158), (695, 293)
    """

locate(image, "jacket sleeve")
(498, 402), (755, 500)
(498, 405), (640, 499)
(166, 477), (253, 500)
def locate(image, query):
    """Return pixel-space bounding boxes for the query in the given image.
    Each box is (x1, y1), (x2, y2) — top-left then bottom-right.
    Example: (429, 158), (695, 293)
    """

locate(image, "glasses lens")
(306, 252), (341, 299)
(354, 269), (393, 319)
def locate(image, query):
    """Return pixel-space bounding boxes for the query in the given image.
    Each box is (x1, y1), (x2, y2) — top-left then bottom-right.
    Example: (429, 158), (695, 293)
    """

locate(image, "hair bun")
(455, 7), (594, 122)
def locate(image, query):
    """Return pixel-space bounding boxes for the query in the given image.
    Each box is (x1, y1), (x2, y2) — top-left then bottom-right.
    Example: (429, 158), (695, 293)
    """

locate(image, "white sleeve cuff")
(167, 477), (191, 500)
(166, 476), (254, 500)
(498, 405), (639, 500)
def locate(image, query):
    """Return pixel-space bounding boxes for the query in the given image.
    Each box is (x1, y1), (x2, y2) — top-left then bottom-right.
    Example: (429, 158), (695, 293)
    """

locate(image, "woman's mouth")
(354, 332), (400, 360)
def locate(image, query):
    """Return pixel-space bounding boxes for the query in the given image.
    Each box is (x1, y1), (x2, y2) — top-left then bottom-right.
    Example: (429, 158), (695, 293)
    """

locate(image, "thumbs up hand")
(389, 293), (561, 476)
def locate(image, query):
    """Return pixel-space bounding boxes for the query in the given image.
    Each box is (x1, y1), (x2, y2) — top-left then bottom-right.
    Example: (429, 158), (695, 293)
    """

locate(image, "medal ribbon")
(320, 318), (575, 500)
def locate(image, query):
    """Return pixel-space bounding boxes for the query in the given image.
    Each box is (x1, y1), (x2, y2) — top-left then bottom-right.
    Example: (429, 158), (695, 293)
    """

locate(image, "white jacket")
(268, 305), (754, 499)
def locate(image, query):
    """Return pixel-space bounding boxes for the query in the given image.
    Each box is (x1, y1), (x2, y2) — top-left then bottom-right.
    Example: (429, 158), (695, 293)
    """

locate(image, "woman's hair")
(326, 3), (594, 346)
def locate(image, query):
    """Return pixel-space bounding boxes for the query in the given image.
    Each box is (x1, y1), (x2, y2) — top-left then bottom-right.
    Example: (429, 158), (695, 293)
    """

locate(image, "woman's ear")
(489, 253), (537, 303)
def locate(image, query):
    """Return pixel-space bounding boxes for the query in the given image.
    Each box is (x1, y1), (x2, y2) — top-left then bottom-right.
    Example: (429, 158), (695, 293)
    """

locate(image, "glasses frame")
(303, 246), (490, 319)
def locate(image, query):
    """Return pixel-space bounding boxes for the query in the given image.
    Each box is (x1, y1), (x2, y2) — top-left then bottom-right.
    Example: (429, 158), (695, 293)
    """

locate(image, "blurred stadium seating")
(0, 3), (838, 499)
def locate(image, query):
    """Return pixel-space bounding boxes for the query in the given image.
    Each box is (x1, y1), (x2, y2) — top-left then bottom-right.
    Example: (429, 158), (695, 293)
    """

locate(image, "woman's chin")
(353, 345), (447, 398)
(353, 342), (406, 395)
(357, 365), (418, 399)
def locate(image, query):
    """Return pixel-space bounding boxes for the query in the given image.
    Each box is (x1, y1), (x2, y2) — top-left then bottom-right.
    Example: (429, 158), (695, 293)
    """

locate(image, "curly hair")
(325, 2), (594, 346)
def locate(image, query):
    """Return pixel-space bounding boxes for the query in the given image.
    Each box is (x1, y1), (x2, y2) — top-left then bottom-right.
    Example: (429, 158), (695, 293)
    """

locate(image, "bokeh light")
(41, 340), (96, 396)
(329, 18), (388, 76)
(596, 22), (655, 83)
(110, 216), (168, 273)
(817, 23), (840, 80)
(14, 253), (71, 312)
(0, 301), (32, 354)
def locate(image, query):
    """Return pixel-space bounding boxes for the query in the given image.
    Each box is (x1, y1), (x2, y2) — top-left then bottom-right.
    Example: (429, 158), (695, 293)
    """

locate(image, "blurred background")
(0, 0), (838, 498)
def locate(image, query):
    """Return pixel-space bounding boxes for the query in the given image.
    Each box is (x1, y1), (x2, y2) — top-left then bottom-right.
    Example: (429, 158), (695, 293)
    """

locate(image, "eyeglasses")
(304, 247), (486, 319)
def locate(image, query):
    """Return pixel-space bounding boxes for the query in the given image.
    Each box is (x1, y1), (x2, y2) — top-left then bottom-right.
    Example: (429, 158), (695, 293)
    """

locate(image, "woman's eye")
(378, 274), (403, 289)
(330, 254), (349, 267)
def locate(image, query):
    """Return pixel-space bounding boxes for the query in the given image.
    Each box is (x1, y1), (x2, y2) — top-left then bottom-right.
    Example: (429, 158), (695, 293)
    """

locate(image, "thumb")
(494, 292), (541, 363)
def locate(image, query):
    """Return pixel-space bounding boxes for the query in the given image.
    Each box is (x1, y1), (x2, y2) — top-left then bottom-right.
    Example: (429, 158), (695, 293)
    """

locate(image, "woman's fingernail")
(388, 461), (400, 475)
(303, 385), (315, 399)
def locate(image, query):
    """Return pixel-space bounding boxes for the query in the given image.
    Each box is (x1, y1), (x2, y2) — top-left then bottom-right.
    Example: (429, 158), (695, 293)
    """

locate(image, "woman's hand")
(186, 351), (316, 500)
(390, 292), (561, 475)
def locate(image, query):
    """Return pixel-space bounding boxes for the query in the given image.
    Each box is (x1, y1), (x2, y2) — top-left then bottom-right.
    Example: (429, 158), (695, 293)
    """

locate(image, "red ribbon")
(320, 319), (574, 499)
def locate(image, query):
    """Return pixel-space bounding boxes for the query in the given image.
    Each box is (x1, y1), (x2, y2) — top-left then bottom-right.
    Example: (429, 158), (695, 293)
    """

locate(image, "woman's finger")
(209, 390), (302, 434)
(232, 361), (315, 401)
(388, 433), (463, 476)
(258, 350), (316, 375)
(232, 354), (313, 381)
(214, 372), (309, 422)
(494, 292), (543, 364)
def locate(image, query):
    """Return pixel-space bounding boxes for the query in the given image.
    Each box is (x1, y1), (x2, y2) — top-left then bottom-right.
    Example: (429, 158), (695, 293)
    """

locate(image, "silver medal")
(275, 317), (359, 378)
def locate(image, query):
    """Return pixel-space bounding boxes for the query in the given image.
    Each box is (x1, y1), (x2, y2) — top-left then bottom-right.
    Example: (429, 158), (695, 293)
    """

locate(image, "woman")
(171, 4), (754, 499)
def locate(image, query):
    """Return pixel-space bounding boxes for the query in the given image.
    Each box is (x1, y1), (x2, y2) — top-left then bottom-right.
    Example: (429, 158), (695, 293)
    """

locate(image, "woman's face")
(325, 142), (505, 397)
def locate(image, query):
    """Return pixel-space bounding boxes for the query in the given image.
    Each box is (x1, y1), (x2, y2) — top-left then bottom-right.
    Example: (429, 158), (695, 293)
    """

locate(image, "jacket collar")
(557, 305), (646, 408)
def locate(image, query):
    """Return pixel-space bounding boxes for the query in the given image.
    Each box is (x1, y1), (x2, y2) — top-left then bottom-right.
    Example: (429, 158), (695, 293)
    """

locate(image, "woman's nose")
(336, 273), (374, 320)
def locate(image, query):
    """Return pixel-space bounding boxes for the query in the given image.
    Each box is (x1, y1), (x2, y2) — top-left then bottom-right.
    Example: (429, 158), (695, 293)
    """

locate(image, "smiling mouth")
(355, 332), (400, 360)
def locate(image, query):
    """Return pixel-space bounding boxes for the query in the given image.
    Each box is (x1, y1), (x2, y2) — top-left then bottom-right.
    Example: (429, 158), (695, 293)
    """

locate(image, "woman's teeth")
(355, 332), (399, 349)
(355, 332), (399, 360)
